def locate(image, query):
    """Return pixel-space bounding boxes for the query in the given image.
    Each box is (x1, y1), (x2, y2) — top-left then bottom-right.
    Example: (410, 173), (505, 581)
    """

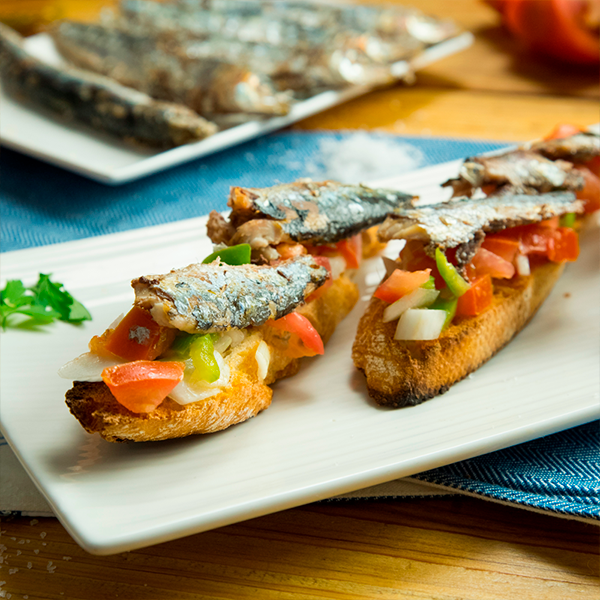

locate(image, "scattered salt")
(33, 550), (39, 555)
(17, 540), (24, 545)
(15, 551), (20, 557)
(62, 556), (71, 561)
(29, 520), (38, 527)
(39, 532), (46, 539)
(306, 132), (423, 184)
(7, 569), (17, 576)
(27, 562), (32, 569)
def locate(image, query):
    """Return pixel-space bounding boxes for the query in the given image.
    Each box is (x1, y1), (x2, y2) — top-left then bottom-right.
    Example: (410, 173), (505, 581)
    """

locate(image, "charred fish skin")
(444, 149), (585, 197)
(51, 20), (291, 117)
(529, 131), (600, 164)
(226, 180), (414, 245)
(378, 191), (584, 267)
(0, 23), (216, 148)
(133, 255), (329, 334)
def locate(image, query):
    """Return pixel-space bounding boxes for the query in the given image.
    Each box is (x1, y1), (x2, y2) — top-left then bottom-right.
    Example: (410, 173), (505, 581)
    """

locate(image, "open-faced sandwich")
(353, 126), (599, 407)
(60, 180), (412, 441)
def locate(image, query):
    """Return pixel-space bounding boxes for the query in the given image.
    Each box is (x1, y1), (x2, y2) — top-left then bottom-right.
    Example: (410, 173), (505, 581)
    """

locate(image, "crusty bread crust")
(66, 274), (359, 442)
(352, 261), (565, 407)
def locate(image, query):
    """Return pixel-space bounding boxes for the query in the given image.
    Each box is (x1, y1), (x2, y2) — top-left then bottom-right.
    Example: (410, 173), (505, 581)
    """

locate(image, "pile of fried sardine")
(0, 0), (459, 147)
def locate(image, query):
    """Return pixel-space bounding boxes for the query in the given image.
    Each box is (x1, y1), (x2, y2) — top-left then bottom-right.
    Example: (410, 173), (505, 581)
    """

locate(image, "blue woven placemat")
(1, 130), (598, 522)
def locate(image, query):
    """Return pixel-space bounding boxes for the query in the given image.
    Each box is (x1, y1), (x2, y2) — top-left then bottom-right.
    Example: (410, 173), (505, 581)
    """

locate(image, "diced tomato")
(481, 236), (520, 264)
(306, 256), (333, 302)
(544, 123), (583, 140)
(102, 360), (185, 413)
(267, 312), (324, 357)
(584, 156), (600, 178)
(336, 235), (363, 269)
(547, 227), (580, 262)
(469, 248), (515, 280)
(374, 269), (432, 304)
(574, 165), (600, 213)
(538, 217), (560, 229)
(103, 306), (177, 361)
(399, 241), (446, 288)
(502, 223), (580, 263)
(455, 275), (494, 318)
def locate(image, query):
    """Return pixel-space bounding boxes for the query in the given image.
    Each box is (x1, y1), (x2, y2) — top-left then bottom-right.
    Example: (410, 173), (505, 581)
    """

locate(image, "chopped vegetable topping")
(189, 334), (221, 384)
(374, 269), (432, 304)
(455, 275), (494, 318)
(267, 312), (324, 357)
(394, 309), (447, 341)
(0, 273), (91, 330)
(103, 306), (176, 361)
(435, 248), (471, 297)
(336, 235), (363, 269)
(102, 360), (185, 413)
(430, 291), (459, 330)
(202, 243), (252, 265)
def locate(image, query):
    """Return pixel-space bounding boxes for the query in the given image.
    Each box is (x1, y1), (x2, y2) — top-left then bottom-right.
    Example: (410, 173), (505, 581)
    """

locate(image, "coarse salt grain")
(39, 532), (46, 539)
(306, 133), (424, 184)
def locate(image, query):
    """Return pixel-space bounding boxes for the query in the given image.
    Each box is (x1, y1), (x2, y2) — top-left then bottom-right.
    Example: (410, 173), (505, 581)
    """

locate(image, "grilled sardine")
(530, 131), (600, 164)
(0, 23), (216, 148)
(51, 20), (291, 116)
(207, 180), (413, 261)
(378, 192), (584, 267)
(133, 255), (329, 333)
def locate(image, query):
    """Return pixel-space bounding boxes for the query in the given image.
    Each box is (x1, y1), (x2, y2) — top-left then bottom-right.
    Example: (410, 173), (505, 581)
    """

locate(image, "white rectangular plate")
(1, 161), (598, 555)
(0, 32), (472, 184)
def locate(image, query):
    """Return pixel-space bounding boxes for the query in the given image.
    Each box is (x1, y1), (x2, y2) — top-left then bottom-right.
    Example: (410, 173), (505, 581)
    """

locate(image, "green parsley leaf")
(0, 274), (92, 330)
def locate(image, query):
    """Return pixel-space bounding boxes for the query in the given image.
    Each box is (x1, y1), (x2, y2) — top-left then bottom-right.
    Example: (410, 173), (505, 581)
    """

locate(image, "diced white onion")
(255, 340), (270, 381)
(328, 256), (346, 280)
(57, 352), (124, 382)
(515, 254), (530, 276)
(213, 333), (232, 354)
(169, 350), (230, 405)
(394, 309), (446, 341)
(383, 288), (439, 323)
(228, 329), (246, 347)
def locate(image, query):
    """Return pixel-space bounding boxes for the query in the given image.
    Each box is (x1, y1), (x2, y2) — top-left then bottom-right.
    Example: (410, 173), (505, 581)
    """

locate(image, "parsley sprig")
(0, 274), (92, 329)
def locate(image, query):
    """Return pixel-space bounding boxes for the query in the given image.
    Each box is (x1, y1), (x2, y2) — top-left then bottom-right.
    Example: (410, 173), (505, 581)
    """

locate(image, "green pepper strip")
(431, 289), (458, 330)
(189, 334), (220, 384)
(421, 276), (436, 290)
(435, 248), (470, 297)
(202, 243), (252, 265)
(559, 213), (576, 228)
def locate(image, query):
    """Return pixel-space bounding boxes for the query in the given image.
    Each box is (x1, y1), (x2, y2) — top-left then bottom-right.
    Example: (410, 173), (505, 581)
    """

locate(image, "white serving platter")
(0, 32), (473, 184)
(1, 161), (598, 555)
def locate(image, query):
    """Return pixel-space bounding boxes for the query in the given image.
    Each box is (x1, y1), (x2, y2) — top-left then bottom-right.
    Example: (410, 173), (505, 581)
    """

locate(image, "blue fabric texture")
(1, 130), (598, 521)
(414, 421), (599, 521)
(1, 131), (506, 252)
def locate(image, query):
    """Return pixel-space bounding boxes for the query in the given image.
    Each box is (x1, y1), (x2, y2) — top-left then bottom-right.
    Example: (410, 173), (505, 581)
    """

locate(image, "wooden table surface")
(0, 1), (598, 598)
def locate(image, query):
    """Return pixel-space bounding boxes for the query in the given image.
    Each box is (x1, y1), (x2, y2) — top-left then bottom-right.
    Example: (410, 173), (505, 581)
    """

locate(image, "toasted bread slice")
(352, 261), (565, 407)
(66, 274), (358, 442)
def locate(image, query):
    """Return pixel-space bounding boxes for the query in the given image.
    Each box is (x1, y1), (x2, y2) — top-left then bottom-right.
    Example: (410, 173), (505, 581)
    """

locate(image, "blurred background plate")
(0, 31), (472, 185)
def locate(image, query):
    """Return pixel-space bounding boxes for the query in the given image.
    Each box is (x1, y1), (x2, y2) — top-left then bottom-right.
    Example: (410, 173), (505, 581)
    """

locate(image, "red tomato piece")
(268, 312), (324, 356)
(336, 235), (363, 269)
(306, 256), (333, 302)
(538, 217), (560, 229)
(455, 275), (494, 318)
(470, 248), (515, 280)
(374, 269), (432, 304)
(544, 123), (583, 140)
(504, 0), (600, 65)
(547, 227), (580, 262)
(104, 306), (176, 361)
(574, 165), (600, 213)
(399, 241), (446, 288)
(102, 361), (185, 413)
(481, 236), (520, 264)
(584, 156), (600, 178)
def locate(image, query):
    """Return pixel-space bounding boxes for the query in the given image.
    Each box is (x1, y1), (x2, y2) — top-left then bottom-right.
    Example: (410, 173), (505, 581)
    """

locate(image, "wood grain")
(1, 498), (598, 599)
(0, 0), (598, 598)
